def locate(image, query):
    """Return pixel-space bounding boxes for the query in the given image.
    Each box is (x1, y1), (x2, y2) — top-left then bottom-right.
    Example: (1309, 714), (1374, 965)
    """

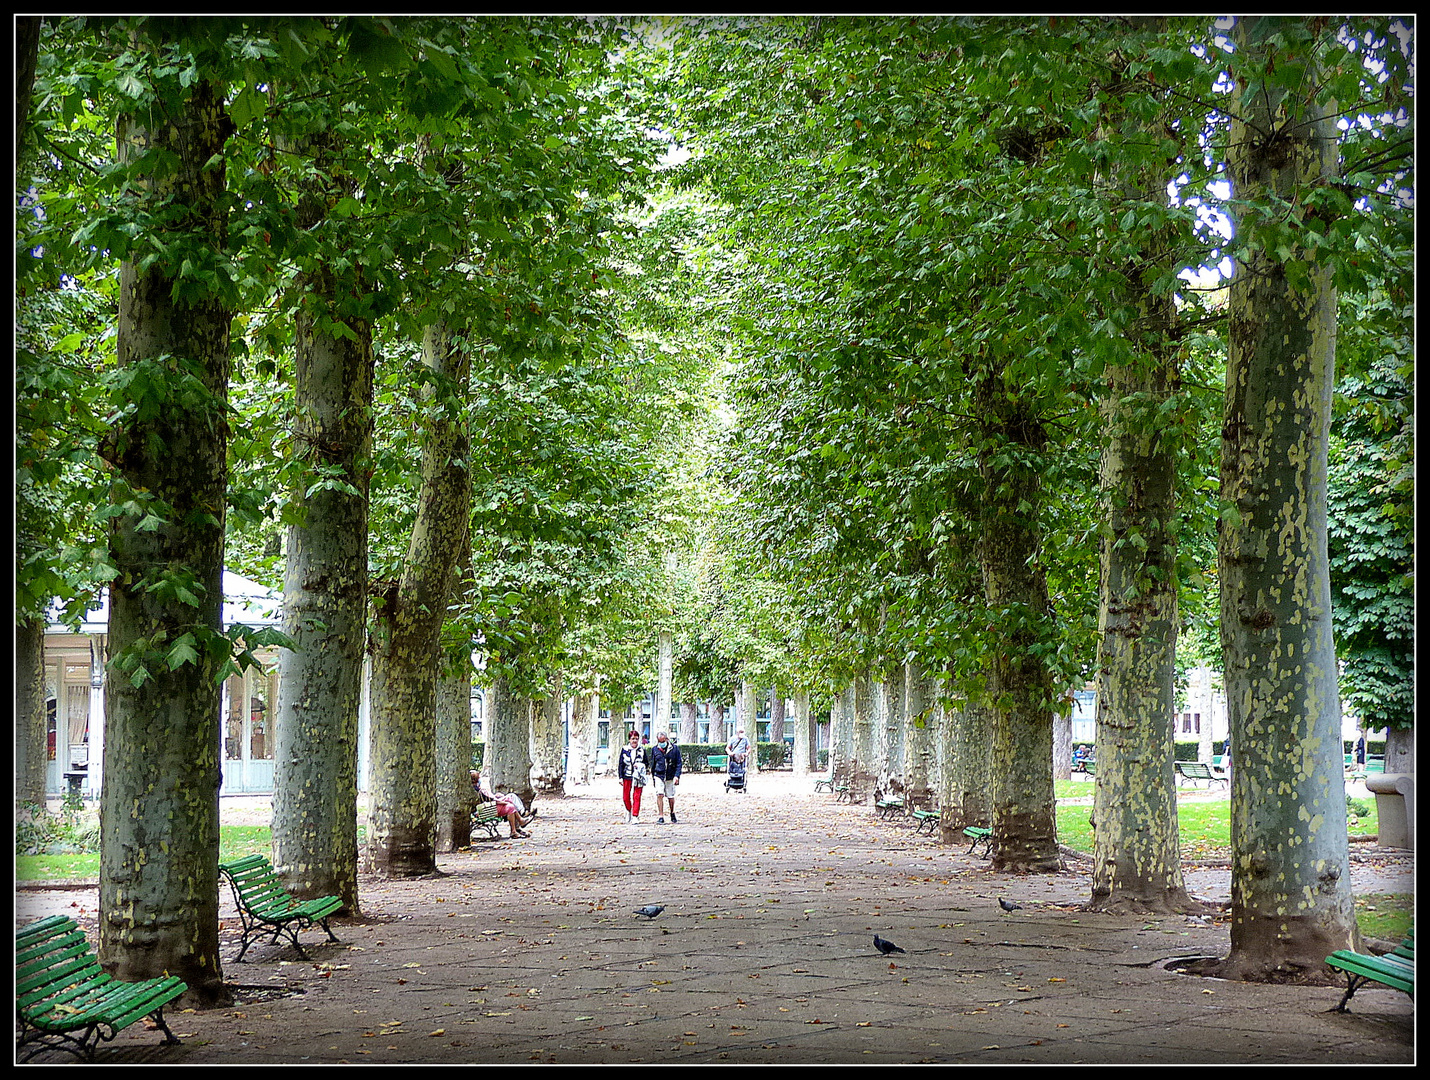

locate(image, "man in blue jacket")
(650, 730), (682, 824)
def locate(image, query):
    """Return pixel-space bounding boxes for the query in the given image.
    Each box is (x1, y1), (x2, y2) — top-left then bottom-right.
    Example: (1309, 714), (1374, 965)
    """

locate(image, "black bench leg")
(150, 1008), (182, 1046)
(1332, 974), (1364, 1013)
(286, 928), (311, 959)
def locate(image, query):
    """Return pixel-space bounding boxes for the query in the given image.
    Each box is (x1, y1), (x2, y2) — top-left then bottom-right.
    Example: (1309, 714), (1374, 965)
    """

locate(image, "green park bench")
(219, 854), (343, 962)
(472, 801), (503, 839)
(963, 825), (993, 858)
(875, 795), (906, 819)
(16, 915), (187, 1062)
(1175, 761), (1229, 789)
(706, 755), (729, 773)
(913, 809), (939, 835)
(813, 772), (835, 793)
(1326, 927), (1415, 1013)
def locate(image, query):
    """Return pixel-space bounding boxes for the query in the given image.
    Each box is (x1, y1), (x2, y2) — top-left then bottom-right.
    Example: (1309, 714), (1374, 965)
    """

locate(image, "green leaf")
(230, 84), (267, 130)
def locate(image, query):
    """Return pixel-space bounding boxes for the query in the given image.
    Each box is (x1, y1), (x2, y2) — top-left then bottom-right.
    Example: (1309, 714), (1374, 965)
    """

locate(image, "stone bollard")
(1366, 773), (1415, 849)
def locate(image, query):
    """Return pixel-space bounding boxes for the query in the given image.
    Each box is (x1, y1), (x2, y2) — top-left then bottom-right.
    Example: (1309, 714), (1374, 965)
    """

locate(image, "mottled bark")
(434, 663), (473, 852)
(435, 529), (475, 852)
(16, 617), (49, 808)
(1383, 728), (1413, 775)
(366, 318), (469, 877)
(679, 701), (699, 746)
(768, 688), (786, 745)
(272, 139), (372, 910)
(976, 377), (1060, 872)
(708, 702), (726, 746)
(1088, 351), (1199, 911)
(531, 672), (565, 797)
(791, 689), (813, 774)
(882, 672), (905, 793)
(1085, 20), (1200, 916)
(568, 690), (595, 785)
(904, 661), (935, 808)
(829, 683), (854, 783)
(100, 63), (232, 1005)
(850, 675), (875, 802)
(1052, 707), (1072, 782)
(1213, 17), (1358, 979)
(939, 696), (994, 842)
(488, 675), (535, 808)
(739, 679), (756, 747)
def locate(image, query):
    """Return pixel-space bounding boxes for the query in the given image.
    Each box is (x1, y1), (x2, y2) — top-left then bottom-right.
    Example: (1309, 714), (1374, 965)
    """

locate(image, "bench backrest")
(1391, 928), (1414, 962)
(220, 854), (299, 913)
(16, 916), (112, 1015)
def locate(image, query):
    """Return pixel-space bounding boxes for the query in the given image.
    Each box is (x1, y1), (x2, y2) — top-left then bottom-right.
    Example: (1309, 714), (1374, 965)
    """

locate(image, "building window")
(224, 665), (278, 761)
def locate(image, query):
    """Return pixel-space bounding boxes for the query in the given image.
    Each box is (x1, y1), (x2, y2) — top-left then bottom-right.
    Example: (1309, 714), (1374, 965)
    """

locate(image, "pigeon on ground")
(873, 935), (906, 955)
(998, 898), (1021, 913)
(634, 905), (665, 919)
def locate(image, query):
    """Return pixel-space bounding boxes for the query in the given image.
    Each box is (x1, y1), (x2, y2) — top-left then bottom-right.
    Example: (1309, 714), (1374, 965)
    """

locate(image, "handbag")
(632, 756), (647, 787)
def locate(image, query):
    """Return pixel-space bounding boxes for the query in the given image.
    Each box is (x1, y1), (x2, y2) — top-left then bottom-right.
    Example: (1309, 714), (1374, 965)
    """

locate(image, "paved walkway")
(16, 773), (1414, 1064)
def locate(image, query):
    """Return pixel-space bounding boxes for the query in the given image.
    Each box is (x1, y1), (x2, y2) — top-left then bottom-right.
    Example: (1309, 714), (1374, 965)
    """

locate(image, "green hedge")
(664, 742), (791, 772)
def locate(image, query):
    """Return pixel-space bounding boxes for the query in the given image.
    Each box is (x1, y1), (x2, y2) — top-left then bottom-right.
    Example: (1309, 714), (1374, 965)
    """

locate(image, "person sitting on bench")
(474, 771), (535, 838)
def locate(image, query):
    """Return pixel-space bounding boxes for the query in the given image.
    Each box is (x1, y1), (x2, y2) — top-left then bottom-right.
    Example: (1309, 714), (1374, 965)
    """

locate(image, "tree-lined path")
(16, 774), (1412, 1064)
(17, 15), (1413, 1050)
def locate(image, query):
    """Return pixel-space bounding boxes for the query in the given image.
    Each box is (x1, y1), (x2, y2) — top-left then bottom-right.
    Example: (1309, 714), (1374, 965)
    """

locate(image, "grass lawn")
(1355, 894), (1415, 942)
(16, 825), (274, 882)
(1056, 788), (1380, 857)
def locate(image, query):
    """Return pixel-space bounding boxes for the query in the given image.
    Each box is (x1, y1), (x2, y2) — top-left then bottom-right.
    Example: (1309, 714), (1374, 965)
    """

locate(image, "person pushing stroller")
(725, 727), (751, 794)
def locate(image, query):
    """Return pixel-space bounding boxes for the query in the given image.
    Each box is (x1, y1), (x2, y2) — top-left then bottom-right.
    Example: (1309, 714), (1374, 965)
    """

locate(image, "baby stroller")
(724, 754), (749, 794)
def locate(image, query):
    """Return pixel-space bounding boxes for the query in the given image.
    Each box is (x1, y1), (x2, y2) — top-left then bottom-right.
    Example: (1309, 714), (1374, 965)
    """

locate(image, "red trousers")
(622, 778), (643, 818)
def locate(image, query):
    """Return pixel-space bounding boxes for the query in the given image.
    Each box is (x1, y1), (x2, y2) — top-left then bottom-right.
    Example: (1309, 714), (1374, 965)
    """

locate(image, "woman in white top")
(617, 729), (648, 823)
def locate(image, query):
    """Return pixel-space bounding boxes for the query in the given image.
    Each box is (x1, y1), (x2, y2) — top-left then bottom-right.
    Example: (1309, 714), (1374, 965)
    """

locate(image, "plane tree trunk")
(976, 376), (1060, 873)
(1212, 16), (1358, 980)
(272, 131), (372, 911)
(99, 54), (233, 1005)
(366, 319), (470, 877)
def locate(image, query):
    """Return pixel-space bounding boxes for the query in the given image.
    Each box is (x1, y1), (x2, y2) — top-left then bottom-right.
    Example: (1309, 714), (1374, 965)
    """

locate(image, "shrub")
(15, 802), (100, 856)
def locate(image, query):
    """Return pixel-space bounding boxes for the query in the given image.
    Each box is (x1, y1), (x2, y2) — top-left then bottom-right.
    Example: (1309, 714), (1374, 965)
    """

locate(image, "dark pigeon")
(998, 898), (1021, 913)
(873, 935), (906, 956)
(634, 905), (665, 919)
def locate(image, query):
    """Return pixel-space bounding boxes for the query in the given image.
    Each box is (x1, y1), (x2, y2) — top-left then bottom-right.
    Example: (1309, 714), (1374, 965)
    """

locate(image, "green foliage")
(15, 803), (100, 856)
(18, 17), (1412, 770)
(1329, 342), (1414, 731)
